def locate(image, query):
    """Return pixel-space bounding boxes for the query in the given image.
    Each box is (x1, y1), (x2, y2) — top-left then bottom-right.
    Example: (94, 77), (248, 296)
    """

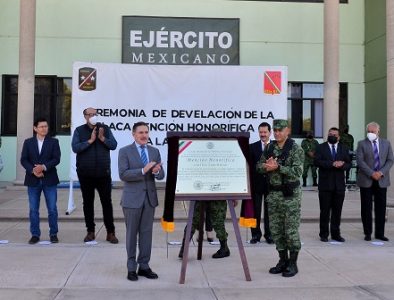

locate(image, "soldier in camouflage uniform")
(340, 125), (354, 183)
(301, 131), (319, 186)
(257, 119), (304, 277)
(178, 200), (236, 259)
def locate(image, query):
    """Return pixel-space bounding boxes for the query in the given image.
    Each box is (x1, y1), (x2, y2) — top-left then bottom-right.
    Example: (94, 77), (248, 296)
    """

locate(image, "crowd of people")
(17, 108), (393, 281)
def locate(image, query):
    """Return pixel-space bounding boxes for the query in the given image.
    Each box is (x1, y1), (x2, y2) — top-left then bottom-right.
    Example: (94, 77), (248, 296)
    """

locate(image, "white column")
(323, 0), (340, 136)
(16, 0), (36, 182)
(387, 0), (394, 202)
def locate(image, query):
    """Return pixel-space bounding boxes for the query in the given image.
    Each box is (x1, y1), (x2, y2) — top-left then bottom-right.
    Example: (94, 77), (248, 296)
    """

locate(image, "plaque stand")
(164, 132), (253, 284)
(179, 198), (251, 284)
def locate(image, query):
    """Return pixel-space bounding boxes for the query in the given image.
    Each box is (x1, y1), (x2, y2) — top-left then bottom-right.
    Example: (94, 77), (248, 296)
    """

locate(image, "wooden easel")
(179, 197), (251, 284)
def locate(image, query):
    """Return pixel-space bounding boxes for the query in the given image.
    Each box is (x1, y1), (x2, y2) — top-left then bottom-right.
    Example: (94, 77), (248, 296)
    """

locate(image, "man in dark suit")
(356, 121), (394, 241)
(249, 122), (273, 244)
(314, 127), (351, 242)
(72, 107), (119, 244)
(21, 118), (61, 244)
(118, 122), (165, 282)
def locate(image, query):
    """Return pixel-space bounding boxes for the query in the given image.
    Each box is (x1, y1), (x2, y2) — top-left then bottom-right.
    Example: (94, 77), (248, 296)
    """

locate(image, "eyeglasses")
(84, 113), (97, 117)
(36, 125), (48, 129)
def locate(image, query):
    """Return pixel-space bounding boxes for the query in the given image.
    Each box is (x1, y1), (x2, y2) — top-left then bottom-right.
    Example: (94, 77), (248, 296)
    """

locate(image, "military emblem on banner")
(78, 67), (97, 91)
(264, 71), (281, 95)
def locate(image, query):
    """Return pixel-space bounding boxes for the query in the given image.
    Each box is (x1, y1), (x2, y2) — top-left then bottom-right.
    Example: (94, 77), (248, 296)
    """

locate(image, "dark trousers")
(250, 191), (271, 239)
(318, 190), (345, 238)
(360, 181), (387, 237)
(78, 175), (115, 233)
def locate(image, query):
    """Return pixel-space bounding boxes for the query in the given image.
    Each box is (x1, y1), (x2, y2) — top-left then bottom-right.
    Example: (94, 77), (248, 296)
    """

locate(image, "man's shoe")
(137, 268), (158, 279)
(364, 234), (371, 241)
(83, 232), (95, 242)
(375, 236), (389, 242)
(320, 237), (328, 242)
(332, 236), (345, 242)
(249, 236), (261, 244)
(265, 236), (274, 244)
(28, 236), (40, 244)
(50, 235), (59, 243)
(127, 271), (138, 281)
(106, 232), (119, 244)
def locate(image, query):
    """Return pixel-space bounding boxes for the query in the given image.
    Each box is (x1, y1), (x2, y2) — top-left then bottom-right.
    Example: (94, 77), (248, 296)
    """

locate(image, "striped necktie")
(140, 145), (148, 166)
(373, 141), (380, 171)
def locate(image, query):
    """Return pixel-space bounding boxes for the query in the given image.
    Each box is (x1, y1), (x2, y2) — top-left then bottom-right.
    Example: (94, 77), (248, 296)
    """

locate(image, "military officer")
(257, 119), (304, 277)
(301, 131), (319, 187)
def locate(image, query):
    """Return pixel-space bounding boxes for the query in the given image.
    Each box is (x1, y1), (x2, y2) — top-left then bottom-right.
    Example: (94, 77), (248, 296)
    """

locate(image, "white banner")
(71, 62), (288, 181)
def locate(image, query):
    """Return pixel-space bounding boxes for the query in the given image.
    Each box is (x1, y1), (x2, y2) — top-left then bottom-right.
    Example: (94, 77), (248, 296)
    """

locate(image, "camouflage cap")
(273, 119), (288, 130)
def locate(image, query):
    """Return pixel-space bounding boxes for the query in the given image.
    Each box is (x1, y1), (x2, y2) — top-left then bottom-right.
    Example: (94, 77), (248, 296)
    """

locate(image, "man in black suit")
(21, 118), (61, 244)
(314, 127), (351, 242)
(249, 122), (273, 244)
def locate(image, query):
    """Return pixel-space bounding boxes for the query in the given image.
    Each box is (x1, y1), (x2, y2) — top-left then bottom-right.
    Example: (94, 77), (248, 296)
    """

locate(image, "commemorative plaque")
(175, 139), (250, 197)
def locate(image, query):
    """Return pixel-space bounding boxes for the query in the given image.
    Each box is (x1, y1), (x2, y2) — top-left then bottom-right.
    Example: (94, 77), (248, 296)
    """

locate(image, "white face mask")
(367, 132), (377, 142)
(89, 115), (98, 126)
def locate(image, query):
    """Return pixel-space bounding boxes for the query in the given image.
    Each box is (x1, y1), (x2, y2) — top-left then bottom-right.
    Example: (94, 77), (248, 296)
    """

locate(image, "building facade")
(0, 0), (386, 182)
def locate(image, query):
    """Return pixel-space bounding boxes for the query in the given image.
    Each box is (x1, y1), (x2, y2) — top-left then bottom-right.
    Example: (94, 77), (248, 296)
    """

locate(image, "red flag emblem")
(264, 71), (281, 95)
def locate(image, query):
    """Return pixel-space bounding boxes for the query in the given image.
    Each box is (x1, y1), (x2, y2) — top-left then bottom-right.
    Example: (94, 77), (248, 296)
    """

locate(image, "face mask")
(89, 115), (98, 126)
(367, 132), (377, 142)
(307, 135), (313, 139)
(327, 136), (338, 144)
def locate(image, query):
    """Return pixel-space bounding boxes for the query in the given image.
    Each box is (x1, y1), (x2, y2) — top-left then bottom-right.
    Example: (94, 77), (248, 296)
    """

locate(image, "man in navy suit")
(21, 118), (61, 244)
(356, 122), (394, 241)
(118, 122), (165, 281)
(314, 127), (351, 242)
(249, 122), (273, 244)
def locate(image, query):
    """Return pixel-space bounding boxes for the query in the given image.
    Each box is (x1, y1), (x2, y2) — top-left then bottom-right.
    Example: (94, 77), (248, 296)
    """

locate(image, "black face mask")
(327, 136), (338, 144)
(307, 135), (313, 139)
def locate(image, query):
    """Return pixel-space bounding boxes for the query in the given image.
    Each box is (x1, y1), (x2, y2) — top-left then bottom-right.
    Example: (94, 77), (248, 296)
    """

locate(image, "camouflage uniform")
(340, 133), (354, 151)
(301, 138), (319, 183)
(256, 119), (304, 278)
(179, 200), (230, 259)
(257, 140), (304, 251)
(192, 201), (228, 241)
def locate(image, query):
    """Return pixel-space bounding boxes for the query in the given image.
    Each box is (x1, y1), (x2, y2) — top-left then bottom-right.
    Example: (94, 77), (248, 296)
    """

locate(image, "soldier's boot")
(178, 229), (195, 259)
(302, 177), (307, 187)
(212, 239), (230, 259)
(269, 250), (289, 274)
(313, 177), (318, 187)
(282, 251), (299, 277)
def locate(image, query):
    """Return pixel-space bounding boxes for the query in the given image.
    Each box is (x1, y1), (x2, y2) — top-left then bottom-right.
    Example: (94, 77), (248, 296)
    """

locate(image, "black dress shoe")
(127, 271), (138, 281)
(265, 236), (274, 244)
(375, 236), (389, 242)
(137, 268), (158, 279)
(28, 236), (40, 244)
(320, 237), (328, 242)
(50, 235), (59, 243)
(332, 236), (345, 242)
(249, 237), (261, 244)
(364, 234), (371, 241)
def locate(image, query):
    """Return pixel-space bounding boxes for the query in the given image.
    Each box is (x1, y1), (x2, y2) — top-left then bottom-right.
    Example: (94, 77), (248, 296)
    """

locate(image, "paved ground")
(0, 183), (394, 300)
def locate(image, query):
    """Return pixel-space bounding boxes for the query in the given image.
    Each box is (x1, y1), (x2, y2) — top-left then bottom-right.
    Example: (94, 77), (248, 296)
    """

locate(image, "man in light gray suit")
(356, 121), (394, 242)
(118, 122), (165, 281)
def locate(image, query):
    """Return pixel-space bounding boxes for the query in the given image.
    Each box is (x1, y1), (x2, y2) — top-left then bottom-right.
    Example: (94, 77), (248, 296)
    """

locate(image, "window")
(287, 82), (348, 138)
(1, 75), (72, 136)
